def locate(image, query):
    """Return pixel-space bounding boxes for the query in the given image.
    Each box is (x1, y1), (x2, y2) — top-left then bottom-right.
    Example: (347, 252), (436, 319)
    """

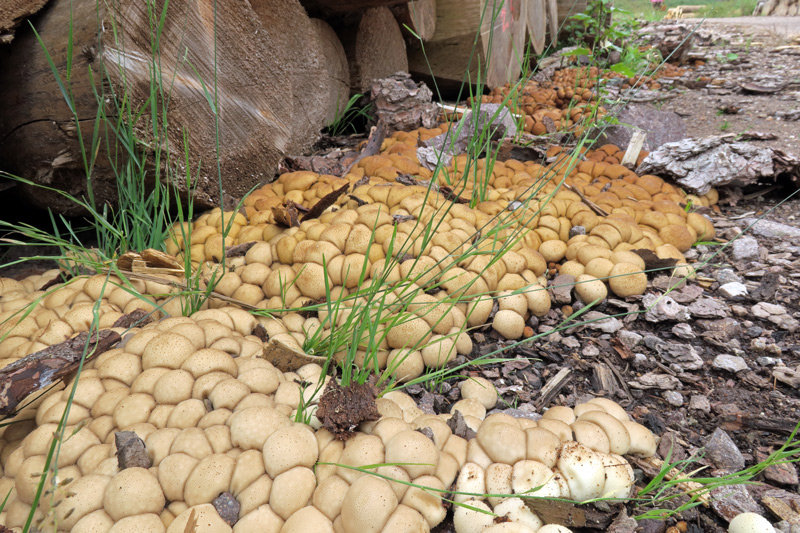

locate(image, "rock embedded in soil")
(689, 395), (711, 412)
(644, 294), (691, 322)
(688, 297), (729, 319)
(705, 428), (746, 473)
(731, 235), (762, 262)
(719, 281), (748, 298)
(741, 218), (800, 239)
(582, 311), (624, 334)
(713, 353), (749, 373)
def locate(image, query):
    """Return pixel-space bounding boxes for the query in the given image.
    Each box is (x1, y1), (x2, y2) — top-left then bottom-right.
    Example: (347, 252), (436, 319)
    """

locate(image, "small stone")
(688, 297), (729, 318)
(718, 282), (748, 298)
(731, 236), (761, 262)
(663, 390), (684, 407)
(710, 484), (763, 521)
(770, 314), (800, 333)
(716, 268), (742, 284)
(212, 492), (241, 527)
(549, 274), (575, 305)
(618, 330), (643, 349)
(671, 323), (696, 339)
(758, 449), (800, 485)
(583, 311), (624, 333)
(633, 353), (649, 368)
(671, 284), (704, 304)
(582, 344), (600, 357)
(569, 225), (586, 238)
(643, 294), (690, 322)
(561, 337), (580, 349)
(741, 218), (800, 239)
(689, 395), (711, 412)
(713, 354), (749, 373)
(705, 428), (746, 473)
(753, 302), (787, 318)
(644, 335), (666, 350)
(756, 356), (781, 366)
(659, 343), (704, 371)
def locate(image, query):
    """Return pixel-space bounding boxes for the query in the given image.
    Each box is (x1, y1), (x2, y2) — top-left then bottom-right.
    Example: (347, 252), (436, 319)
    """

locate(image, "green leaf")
(562, 47), (593, 58)
(610, 63), (636, 78)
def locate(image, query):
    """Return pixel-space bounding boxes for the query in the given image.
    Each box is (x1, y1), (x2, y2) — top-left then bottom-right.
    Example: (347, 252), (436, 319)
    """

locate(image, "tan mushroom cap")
(340, 474), (399, 533)
(460, 376), (498, 409)
(577, 410), (631, 455)
(166, 503), (232, 533)
(103, 467), (165, 521)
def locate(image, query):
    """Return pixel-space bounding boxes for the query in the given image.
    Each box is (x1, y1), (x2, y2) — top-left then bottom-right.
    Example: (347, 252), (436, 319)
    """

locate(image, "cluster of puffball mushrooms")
(0, 278), (660, 532)
(0, 119), (738, 532)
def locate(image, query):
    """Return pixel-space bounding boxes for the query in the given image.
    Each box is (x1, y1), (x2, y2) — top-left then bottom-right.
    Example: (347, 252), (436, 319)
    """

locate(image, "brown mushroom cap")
(340, 474), (399, 533)
(103, 467), (165, 521)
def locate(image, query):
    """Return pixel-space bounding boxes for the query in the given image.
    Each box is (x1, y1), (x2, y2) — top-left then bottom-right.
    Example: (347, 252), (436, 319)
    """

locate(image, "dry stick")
(535, 367), (571, 409)
(564, 183), (610, 216)
(99, 269), (261, 312)
(0, 330), (120, 417)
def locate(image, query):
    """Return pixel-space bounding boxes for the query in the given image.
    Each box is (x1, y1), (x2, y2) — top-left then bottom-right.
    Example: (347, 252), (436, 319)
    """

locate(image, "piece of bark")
(225, 241), (257, 258)
(446, 409), (477, 440)
(0, 330), (120, 417)
(368, 72), (438, 132)
(535, 368), (571, 409)
(272, 200), (302, 228)
(115, 431), (152, 470)
(301, 183), (351, 222)
(340, 121), (388, 175)
(0, 0), (50, 43)
(112, 309), (153, 329)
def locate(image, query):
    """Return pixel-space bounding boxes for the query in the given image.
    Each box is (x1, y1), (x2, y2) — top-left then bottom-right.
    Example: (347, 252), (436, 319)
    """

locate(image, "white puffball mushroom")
(103, 467), (166, 521)
(557, 442), (606, 502)
(600, 453), (635, 500)
(492, 497), (543, 531)
(452, 499), (494, 533)
(537, 525), (574, 533)
(340, 475), (398, 533)
(728, 512), (776, 533)
(454, 462), (486, 504)
(460, 376), (497, 409)
(622, 420), (657, 457)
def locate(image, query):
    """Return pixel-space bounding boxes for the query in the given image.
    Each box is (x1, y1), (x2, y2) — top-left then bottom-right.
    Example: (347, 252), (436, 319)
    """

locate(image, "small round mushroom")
(599, 453), (635, 499)
(166, 503), (232, 533)
(577, 411), (631, 455)
(570, 420), (611, 454)
(492, 310), (525, 340)
(460, 377), (498, 409)
(728, 512), (776, 533)
(262, 424), (319, 478)
(103, 467), (166, 521)
(269, 466), (317, 520)
(493, 497), (543, 531)
(477, 421), (526, 464)
(622, 420), (657, 457)
(452, 499), (494, 533)
(557, 442), (606, 502)
(281, 505), (334, 533)
(340, 474), (399, 533)
(454, 462), (486, 504)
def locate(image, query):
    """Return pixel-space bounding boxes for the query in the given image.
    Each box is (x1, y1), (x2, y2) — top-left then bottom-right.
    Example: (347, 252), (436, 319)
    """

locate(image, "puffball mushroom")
(574, 274), (607, 304)
(728, 512), (776, 533)
(103, 467), (166, 521)
(607, 262), (647, 297)
(385, 430), (439, 478)
(460, 376), (498, 409)
(340, 475), (399, 533)
(557, 442), (606, 501)
(492, 310), (525, 340)
(453, 499), (494, 533)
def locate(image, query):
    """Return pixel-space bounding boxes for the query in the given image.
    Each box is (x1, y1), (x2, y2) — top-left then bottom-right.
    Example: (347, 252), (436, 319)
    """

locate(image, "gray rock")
(770, 314), (800, 333)
(671, 323), (696, 339)
(643, 294), (690, 322)
(582, 345), (600, 357)
(671, 284), (704, 304)
(716, 268), (742, 284)
(582, 311), (624, 334)
(658, 343), (704, 371)
(633, 353), (649, 368)
(688, 297), (729, 319)
(644, 334), (666, 350)
(710, 484), (763, 520)
(752, 302), (787, 317)
(713, 354), (749, 373)
(629, 372), (682, 390)
(705, 428), (746, 473)
(592, 104), (687, 151)
(741, 218), (800, 239)
(561, 337), (580, 349)
(731, 236), (761, 262)
(718, 282), (748, 298)
(618, 330), (643, 349)
(549, 275), (575, 305)
(756, 356), (782, 366)
(663, 390), (684, 407)
(689, 394), (711, 412)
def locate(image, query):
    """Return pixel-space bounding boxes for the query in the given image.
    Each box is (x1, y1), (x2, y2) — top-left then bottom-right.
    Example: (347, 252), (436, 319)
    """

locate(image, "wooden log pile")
(0, 0), (583, 216)
(758, 0), (799, 15)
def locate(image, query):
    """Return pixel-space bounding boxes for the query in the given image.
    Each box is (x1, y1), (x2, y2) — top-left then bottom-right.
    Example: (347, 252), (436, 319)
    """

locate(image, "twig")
(564, 183), (610, 216)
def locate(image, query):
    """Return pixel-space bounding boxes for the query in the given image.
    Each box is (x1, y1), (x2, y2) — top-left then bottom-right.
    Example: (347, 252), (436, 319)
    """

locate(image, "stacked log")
(759, 0), (799, 15)
(408, 0), (528, 91)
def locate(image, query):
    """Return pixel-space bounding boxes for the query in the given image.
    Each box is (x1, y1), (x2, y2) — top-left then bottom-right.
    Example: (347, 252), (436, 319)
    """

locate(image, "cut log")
(300, 0), (409, 17)
(0, 0), (340, 216)
(527, 0), (547, 54)
(0, 0), (49, 43)
(547, 0), (558, 44)
(391, 0), (437, 41)
(310, 19), (351, 125)
(336, 7), (409, 93)
(407, 0), (527, 92)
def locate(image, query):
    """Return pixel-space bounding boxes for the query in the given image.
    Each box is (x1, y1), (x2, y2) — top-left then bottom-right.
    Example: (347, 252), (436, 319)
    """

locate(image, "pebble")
(659, 343), (704, 371)
(671, 323), (696, 339)
(582, 311), (624, 334)
(741, 218), (800, 239)
(617, 330), (643, 349)
(633, 353), (649, 368)
(582, 345), (600, 357)
(643, 294), (691, 322)
(716, 268), (742, 284)
(549, 274), (575, 305)
(713, 353), (749, 373)
(757, 356), (782, 366)
(731, 235), (761, 262)
(718, 281), (748, 298)
(705, 428), (746, 473)
(663, 390), (684, 407)
(753, 302), (788, 317)
(688, 297), (729, 318)
(731, 304), (750, 317)
(644, 334), (666, 350)
(689, 394), (711, 412)
(561, 337), (580, 349)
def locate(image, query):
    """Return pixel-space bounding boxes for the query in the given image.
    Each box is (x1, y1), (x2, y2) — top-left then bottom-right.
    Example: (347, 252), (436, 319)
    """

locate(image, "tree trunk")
(0, 0), (49, 43)
(407, 0), (527, 92)
(300, 0), (409, 17)
(0, 0), (342, 216)
(528, 0), (547, 54)
(336, 6), (409, 93)
(311, 19), (351, 125)
(391, 0), (437, 41)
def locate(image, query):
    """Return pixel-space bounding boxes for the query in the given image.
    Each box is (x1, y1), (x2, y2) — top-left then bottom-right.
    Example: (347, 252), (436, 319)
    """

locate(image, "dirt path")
(681, 16), (800, 40)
